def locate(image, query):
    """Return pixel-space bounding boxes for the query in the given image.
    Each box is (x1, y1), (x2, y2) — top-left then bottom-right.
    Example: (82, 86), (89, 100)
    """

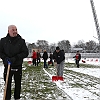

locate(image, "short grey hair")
(8, 25), (16, 30)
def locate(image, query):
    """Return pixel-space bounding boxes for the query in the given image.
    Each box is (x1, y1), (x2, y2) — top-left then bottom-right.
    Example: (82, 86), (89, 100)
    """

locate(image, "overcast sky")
(0, 0), (100, 45)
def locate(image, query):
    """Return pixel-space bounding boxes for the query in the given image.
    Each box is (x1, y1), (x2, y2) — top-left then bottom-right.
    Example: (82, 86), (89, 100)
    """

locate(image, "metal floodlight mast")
(90, 0), (100, 45)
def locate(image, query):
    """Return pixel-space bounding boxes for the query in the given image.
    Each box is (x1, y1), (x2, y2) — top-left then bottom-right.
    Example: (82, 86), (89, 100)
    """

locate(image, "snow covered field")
(0, 58), (100, 100)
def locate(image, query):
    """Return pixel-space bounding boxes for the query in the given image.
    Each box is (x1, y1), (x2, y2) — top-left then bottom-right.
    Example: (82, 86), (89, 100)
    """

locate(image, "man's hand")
(4, 57), (16, 65)
(9, 57), (16, 64)
(54, 62), (57, 66)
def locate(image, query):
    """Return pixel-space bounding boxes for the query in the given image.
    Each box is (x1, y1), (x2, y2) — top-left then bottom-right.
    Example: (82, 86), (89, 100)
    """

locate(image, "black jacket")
(37, 52), (41, 58)
(49, 53), (53, 60)
(0, 34), (29, 67)
(43, 51), (48, 60)
(53, 50), (56, 59)
(54, 50), (65, 64)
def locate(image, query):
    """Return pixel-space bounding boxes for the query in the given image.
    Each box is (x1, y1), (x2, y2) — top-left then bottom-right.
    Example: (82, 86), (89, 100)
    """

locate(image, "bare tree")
(85, 40), (97, 52)
(36, 40), (49, 52)
(49, 43), (56, 53)
(58, 40), (71, 53)
(73, 40), (85, 51)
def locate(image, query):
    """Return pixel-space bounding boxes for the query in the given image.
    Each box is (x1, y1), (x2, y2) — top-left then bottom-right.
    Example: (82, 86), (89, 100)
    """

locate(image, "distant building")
(71, 48), (83, 53)
(28, 48), (42, 57)
(32, 48), (42, 52)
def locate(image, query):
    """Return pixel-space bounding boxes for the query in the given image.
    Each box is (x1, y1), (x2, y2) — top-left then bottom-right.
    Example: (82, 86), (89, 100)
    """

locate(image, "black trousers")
(4, 66), (22, 100)
(37, 58), (40, 66)
(32, 59), (36, 66)
(75, 60), (80, 68)
(51, 59), (54, 66)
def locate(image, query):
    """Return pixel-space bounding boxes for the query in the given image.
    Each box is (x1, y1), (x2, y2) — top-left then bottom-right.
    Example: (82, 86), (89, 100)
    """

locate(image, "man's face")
(77, 52), (79, 54)
(56, 50), (59, 53)
(8, 26), (18, 37)
(37, 50), (39, 52)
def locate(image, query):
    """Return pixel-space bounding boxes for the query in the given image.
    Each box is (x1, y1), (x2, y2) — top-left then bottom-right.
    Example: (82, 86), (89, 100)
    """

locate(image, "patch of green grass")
(64, 67), (100, 92)
(1, 61), (99, 99)
(19, 62), (68, 99)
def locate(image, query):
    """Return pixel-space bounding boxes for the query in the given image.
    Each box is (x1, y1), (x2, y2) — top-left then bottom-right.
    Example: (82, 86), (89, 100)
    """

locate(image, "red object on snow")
(28, 61), (32, 64)
(52, 76), (58, 81)
(82, 60), (86, 63)
(58, 76), (64, 81)
(48, 61), (52, 64)
(52, 76), (64, 81)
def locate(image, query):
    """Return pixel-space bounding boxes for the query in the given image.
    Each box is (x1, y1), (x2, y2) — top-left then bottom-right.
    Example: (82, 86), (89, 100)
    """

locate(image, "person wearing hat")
(53, 46), (65, 78)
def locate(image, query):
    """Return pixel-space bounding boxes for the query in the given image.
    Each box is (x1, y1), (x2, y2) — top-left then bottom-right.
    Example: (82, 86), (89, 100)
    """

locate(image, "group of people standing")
(32, 49), (54, 68)
(32, 46), (66, 78)
(32, 49), (81, 69)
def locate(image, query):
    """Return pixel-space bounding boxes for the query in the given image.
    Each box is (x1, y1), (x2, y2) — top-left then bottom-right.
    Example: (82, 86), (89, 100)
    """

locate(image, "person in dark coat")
(53, 50), (57, 62)
(73, 51), (81, 68)
(0, 25), (29, 100)
(48, 52), (54, 66)
(42, 50), (48, 68)
(36, 49), (41, 66)
(53, 46), (65, 77)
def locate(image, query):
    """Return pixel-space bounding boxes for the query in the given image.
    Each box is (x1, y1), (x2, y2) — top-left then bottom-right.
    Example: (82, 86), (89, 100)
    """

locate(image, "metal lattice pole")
(90, 0), (100, 45)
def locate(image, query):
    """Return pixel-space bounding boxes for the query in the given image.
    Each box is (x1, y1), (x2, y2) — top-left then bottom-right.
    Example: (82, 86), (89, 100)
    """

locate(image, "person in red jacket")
(32, 50), (37, 66)
(73, 51), (81, 68)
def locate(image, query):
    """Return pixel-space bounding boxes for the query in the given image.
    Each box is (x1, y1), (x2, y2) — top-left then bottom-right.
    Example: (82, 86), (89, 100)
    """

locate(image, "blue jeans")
(44, 60), (48, 68)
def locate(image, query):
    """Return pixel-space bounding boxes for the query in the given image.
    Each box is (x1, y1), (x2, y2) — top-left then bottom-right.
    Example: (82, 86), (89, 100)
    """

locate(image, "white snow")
(68, 68), (100, 78)
(0, 58), (100, 100)
(43, 67), (100, 100)
(0, 64), (4, 100)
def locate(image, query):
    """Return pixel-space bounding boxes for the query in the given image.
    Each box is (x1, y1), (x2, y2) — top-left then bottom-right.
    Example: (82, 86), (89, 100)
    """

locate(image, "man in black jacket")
(0, 25), (29, 100)
(42, 50), (48, 68)
(36, 49), (41, 66)
(53, 46), (65, 77)
(48, 52), (54, 66)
